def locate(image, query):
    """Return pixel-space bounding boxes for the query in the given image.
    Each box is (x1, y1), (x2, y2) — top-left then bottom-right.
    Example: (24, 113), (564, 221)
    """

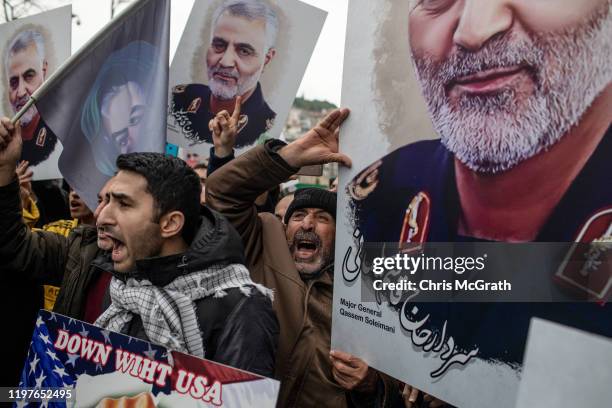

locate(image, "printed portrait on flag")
(0, 6), (71, 180)
(18, 310), (280, 407)
(35, 0), (170, 210)
(167, 0), (326, 158)
(332, 1), (612, 407)
(80, 41), (160, 177)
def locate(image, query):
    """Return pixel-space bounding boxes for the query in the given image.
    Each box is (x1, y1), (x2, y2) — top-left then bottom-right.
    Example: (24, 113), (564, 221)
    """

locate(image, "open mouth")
(295, 240), (319, 259)
(108, 236), (127, 262)
(450, 65), (529, 94)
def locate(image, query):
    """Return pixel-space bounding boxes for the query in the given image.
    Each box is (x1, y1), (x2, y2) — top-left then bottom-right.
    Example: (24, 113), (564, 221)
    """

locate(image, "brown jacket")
(206, 142), (399, 408)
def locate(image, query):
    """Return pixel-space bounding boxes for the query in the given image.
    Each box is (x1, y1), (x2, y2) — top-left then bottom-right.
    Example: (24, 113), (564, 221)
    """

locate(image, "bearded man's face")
(409, 0), (612, 173)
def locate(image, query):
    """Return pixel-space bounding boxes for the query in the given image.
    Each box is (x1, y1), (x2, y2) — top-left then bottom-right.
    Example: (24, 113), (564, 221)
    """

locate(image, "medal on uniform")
(187, 97), (202, 113)
(237, 114), (248, 134)
(36, 127), (47, 147)
(556, 207), (612, 303)
(399, 191), (431, 253)
(173, 84), (186, 93)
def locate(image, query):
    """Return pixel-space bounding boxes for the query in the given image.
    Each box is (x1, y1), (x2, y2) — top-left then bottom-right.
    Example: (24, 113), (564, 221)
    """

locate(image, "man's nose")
(301, 214), (315, 231)
(95, 201), (114, 227)
(453, 0), (514, 51)
(219, 48), (237, 68)
(16, 78), (28, 98)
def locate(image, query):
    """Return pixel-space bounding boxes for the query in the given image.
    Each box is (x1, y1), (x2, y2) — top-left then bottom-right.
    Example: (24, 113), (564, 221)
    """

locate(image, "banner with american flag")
(18, 310), (279, 407)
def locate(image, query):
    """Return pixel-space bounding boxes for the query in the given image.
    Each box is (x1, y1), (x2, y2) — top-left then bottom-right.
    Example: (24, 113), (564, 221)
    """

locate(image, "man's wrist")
(214, 145), (233, 158)
(278, 141), (304, 168)
(355, 369), (379, 394)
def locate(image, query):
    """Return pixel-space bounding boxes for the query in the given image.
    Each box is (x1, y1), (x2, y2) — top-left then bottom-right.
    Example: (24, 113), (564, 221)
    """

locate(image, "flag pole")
(10, 0), (152, 125)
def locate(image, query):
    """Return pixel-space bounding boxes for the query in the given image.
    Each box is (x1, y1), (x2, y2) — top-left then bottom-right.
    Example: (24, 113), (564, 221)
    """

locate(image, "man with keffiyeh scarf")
(92, 152), (278, 377)
(0, 118), (278, 379)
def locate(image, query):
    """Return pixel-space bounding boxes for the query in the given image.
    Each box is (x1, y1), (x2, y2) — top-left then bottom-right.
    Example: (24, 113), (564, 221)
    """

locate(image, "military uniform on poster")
(21, 121), (58, 167)
(349, 127), (612, 370)
(170, 82), (275, 148)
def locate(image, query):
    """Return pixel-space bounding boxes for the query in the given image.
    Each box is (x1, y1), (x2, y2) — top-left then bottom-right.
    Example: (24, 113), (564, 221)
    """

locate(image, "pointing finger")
(231, 95), (242, 121)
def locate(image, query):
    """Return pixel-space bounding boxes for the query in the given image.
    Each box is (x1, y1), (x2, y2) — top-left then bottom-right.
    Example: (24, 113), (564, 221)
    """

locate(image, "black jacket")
(0, 179), (278, 380)
(99, 208), (279, 377)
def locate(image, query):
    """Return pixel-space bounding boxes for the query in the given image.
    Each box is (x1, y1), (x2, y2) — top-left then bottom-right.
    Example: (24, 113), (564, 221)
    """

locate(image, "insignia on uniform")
(36, 127), (47, 147)
(556, 207), (612, 302)
(399, 191), (431, 252)
(236, 114), (248, 134)
(187, 97), (202, 113)
(265, 117), (275, 131)
(173, 84), (186, 94)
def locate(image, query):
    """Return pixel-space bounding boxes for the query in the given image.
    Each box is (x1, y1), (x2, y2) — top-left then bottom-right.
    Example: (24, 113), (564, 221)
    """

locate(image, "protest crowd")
(0, 101), (443, 407)
(0, 0), (610, 406)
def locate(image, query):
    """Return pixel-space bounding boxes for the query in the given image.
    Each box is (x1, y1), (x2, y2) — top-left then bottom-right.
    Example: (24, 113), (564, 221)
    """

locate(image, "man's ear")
(159, 210), (185, 239)
(42, 60), (48, 79)
(263, 48), (276, 69)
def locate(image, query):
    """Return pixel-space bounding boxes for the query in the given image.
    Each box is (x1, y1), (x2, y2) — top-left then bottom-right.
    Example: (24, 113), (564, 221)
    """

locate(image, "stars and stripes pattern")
(17, 310), (168, 407)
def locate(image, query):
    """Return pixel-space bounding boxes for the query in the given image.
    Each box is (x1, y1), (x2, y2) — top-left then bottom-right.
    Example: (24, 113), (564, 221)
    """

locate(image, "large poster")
(17, 310), (279, 407)
(332, 1), (612, 407)
(0, 6), (71, 180)
(167, 0), (326, 158)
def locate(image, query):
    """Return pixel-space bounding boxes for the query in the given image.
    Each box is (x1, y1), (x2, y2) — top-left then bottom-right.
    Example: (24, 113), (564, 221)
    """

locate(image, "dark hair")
(116, 152), (201, 243)
(193, 163), (208, 171)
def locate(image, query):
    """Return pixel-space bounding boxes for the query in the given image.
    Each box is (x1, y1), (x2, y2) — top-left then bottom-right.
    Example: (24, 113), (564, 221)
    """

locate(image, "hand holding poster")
(167, 0), (326, 158)
(0, 6), (71, 180)
(333, 0), (612, 407)
(18, 310), (279, 407)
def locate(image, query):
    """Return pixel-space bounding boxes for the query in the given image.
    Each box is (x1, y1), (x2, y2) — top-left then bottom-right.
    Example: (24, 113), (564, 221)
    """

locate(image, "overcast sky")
(20, 0), (348, 105)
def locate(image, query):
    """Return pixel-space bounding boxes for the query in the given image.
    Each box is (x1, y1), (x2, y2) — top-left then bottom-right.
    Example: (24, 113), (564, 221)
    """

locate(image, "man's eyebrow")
(110, 192), (133, 202)
(211, 36), (228, 45)
(235, 42), (256, 54)
(313, 209), (332, 217)
(23, 68), (36, 76)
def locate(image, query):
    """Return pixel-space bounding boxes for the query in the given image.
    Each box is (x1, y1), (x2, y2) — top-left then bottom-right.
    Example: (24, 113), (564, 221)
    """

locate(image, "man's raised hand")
(0, 117), (23, 186)
(279, 108), (351, 169)
(209, 96), (243, 158)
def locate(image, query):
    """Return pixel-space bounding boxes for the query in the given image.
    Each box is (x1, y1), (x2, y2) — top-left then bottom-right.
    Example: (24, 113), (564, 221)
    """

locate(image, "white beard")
(413, 1), (612, 174)
(13, 101), (38, 127)
(207, 65), (262, 101)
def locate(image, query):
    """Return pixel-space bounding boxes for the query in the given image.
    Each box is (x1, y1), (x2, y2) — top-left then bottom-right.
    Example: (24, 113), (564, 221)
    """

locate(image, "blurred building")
(282, 97), (338, 192)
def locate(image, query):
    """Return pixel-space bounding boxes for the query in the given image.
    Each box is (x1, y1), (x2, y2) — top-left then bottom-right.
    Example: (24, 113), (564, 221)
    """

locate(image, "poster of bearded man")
(0, 6), (71, 180)
(333, 1), (612, 407)
(167, 0), (326, 158)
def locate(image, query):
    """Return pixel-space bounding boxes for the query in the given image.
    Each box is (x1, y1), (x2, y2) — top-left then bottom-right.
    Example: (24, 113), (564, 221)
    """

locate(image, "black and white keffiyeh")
(94, 263), (272, 358)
